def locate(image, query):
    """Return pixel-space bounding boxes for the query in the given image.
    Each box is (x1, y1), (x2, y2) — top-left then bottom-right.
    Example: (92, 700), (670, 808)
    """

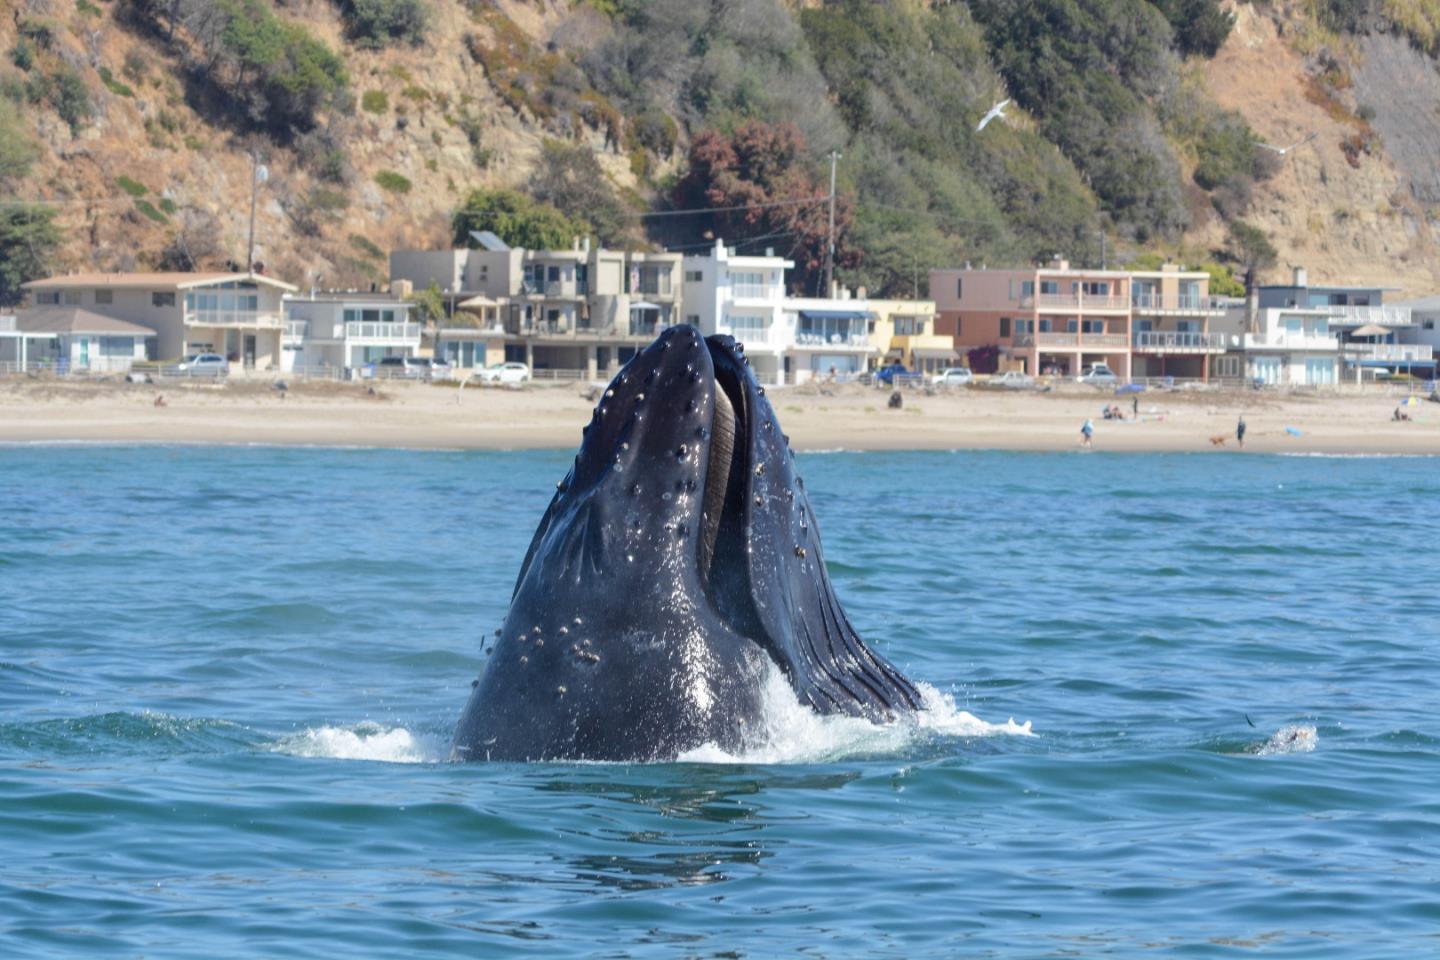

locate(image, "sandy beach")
(0, 377), (1437, 455)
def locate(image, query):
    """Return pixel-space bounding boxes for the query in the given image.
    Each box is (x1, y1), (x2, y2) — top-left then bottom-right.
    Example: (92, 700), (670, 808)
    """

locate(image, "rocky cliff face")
(5, 0), (1440, 296)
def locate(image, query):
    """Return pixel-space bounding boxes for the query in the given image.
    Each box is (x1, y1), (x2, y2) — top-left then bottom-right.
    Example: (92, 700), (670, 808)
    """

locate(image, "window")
(94, 289), (113, 305)
(954, 317), (962, 335)
(1066, 319), (1078, 333)
(894, 316), (927, 336)
(1039, 280), (1058, 295)
(999, 317), (1010, 338)
(686, 314), (700, 325)
(1424, 319), (1435, 330)
(1081, 281), (1109, 296)
(100, 337), (133, 357)
(575, 264), (589, 294)
(547, 266), (561, 283)
(685, 270), (703, 283)
(36, 291), (59, 305)
(152, 292), (175, 308)
(956, 278), (963, 299)
(1021, 281), (1035, 298)
(725, 315), (767, 337)
(1081, 319), (1104, 333)
(63, 290), (82, 305)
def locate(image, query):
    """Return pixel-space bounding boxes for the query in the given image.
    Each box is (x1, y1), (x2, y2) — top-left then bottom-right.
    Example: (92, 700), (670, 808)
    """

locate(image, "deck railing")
(1132, 331), (1228, 351)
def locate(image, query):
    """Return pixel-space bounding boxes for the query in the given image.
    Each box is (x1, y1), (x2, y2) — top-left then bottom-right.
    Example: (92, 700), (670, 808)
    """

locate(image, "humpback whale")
(451, 326), (921, 761)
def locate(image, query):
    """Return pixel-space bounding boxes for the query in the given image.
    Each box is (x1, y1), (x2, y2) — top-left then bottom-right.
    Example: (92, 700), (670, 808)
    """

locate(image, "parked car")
(1076, 363), (1118, 387)
(428, 357), (456, 381)
(992, 370), (1036, 389)
(932, 367), (974, 387)
(174, 353), (229, 377)
(477, 362), (532, 385)
(875, 362), (913, 385)
(374, 356), (422, 379)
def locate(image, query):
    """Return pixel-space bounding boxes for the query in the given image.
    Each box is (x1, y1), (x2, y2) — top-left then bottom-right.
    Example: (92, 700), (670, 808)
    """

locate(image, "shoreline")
(2, 378), (1438, 455)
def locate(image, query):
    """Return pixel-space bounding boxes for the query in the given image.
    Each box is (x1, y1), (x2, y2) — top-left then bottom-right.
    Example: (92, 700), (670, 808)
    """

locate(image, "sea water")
(2, 446), (1438, 958)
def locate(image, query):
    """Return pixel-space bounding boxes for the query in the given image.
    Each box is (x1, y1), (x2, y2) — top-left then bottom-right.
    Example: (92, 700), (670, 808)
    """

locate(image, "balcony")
(507, 318), (649, 341)
(1022, 293), (1130, 312)
(1340, 342), (1433, 361)
(1132, 331), (1228, 353)
(345, 321), (421, 343)
(792, 332), (872, 349)
(0, 316), (15, 332)
(731, 284), (777, 301)
(283, 320), (308, 345)
(1323, 305), (1414, 326)
(1243, 331), (1337, 351)
(1131, 293), (1228, 314)
(185, 309), (283, 329)
(1013, 332), (1129, 349)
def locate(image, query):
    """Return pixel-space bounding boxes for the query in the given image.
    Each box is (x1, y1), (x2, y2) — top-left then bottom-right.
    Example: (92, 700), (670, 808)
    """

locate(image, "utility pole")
(824, 150), (841, 299)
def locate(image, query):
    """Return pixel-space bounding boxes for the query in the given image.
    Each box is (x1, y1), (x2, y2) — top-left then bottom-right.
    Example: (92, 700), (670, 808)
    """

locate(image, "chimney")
(765, 247), (774, 257)
(1293, 266), (1307, 287)
(582, 235), (591, 254)
(856, 285), (867, 300)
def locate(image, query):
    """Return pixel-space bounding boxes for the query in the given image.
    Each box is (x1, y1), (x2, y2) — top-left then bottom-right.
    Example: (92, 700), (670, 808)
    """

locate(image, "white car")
(1076, 363), (1118, 387)
(478, 362), (531, 385)
(992, 370), (1036, 389)
(932, 367), (973, 387)
(174, 353), (229, 377)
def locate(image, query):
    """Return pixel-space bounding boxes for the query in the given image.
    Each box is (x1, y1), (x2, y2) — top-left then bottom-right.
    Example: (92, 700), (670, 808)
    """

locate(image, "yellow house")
(865, 299), (956, 373)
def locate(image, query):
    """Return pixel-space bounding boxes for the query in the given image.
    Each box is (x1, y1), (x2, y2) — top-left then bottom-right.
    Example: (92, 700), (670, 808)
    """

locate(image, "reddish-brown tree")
(671, 120), (858, 295)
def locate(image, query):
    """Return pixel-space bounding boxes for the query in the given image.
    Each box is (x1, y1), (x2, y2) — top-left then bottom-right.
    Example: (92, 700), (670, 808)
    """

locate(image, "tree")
(1226, 220), (1277, 274)
(671, 120), (857, 294)
(0, 206), (62, 306)
(450, 189), (584, 250)
(529, 140), (635, 246)
(340, 0), (429, 48)
(412, 281), (445, 326)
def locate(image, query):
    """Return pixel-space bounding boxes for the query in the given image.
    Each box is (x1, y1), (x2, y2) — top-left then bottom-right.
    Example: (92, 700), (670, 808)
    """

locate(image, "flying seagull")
(1257, 131), (1317, 156)
(976, 98), (1011, 132)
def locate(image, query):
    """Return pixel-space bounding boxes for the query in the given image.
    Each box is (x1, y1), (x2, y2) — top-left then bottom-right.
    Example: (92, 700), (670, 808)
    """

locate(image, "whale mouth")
(698, 347), (745, 585)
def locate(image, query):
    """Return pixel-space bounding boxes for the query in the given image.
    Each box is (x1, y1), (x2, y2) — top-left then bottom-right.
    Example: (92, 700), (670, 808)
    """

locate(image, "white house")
(0, 308), (155, 373)
(283, 293), (421, 372)
(681, 240), (792, 385)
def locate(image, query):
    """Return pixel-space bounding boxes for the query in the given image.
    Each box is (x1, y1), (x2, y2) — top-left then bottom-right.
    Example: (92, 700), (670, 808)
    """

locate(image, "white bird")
(976, 98), (1011, 132)
(1257, 131), (1316, 156)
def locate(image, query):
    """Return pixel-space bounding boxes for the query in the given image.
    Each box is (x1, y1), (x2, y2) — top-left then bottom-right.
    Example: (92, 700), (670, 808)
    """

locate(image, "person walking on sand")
(1132, 395), (1138, 419)
(1237, 415), (1246, 449)
(1081, 418), (1094, 449)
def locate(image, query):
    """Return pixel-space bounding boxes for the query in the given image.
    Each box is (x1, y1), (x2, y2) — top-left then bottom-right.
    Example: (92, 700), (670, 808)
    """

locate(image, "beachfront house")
(19, 272), (297, 370)
(283, 292), (423, 373)
(931, 259), (1227, 381)
(1257, 269), (1430, 383)
(0, 308), (155, 373)
(389, 235), (682, 379)
(680, 240), (792, 385)
(866, 299), (954, 374)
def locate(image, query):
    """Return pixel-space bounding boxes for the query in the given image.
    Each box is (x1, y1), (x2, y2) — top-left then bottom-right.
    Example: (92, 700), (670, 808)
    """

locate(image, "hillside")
(3, 0), (1440, 300)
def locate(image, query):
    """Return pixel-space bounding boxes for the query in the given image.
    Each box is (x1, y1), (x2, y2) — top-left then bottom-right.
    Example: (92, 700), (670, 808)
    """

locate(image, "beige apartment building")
(931, 260), (1228, 380)
(21, 272), (297, 369)
(389, 238), (682, 378)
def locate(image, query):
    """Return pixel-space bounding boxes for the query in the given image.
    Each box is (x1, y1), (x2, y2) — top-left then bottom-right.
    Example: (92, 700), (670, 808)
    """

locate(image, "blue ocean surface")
(2, 445), (1438, 958)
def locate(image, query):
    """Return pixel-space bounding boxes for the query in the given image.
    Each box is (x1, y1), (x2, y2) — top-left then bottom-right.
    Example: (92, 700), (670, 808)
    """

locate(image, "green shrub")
(361, 89), (388, 113)
(0, 99), (39, 182)
(134, 199), (168, 223)
(117, 175), (149, 197)
(340, 0), (430, 48)
(451, 188), (582, 249)
(348, 233), (385, 259)
(11, 41), (34, 72)
(98, 67), (134, 98)
(77, 0), (103, 18)
(374, 169), (411, 193)
(159, 197), (178, 214)
(49, 67), (93, 134)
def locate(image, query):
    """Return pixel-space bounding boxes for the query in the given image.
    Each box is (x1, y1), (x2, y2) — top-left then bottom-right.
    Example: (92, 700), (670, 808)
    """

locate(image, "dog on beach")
(1209, 435), (1227, 446)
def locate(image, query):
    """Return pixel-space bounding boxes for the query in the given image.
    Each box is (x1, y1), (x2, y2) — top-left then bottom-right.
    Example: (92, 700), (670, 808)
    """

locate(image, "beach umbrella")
(1402, 396), (1421, 407)
(1349, 323), (1390, 338)
(1115, 383), (1145, 394)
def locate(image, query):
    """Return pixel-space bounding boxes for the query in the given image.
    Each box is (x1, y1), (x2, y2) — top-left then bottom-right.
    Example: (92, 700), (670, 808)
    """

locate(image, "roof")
(16, 307), (157, 336)
(23, 272), (298, 293)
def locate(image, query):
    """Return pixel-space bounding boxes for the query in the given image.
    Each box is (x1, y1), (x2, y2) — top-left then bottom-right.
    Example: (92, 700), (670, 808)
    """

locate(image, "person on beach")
(1081, 418), (1094, 448)
(1236, 415), (1246, 448)
(1132, 395), (1138, 419)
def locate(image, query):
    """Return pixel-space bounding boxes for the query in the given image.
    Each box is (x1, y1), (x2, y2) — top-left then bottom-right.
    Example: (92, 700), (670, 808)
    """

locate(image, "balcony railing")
(345, 321), (421, 342)
(1013, 332), (1129, 349)
(1323, 305), (1414, 326)
(0, 316), (15, 332)
(283, 320), (308, 343)
(1340, 342), (1434, 361)
(793, 333), (872, 348)
(1244, 332), (1338, 350)
(1132, 331), (1228, 352)
(732, 284), (776, 300)
(1131, 293), (1228, 312)
(185, 309), (283, 329)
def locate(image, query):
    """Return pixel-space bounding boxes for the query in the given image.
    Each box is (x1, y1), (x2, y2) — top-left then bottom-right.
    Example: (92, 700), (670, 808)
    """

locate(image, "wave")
(1253, 724), (1318, 757)
(0, 711), (249, 756)
(270, 721), (443, 764)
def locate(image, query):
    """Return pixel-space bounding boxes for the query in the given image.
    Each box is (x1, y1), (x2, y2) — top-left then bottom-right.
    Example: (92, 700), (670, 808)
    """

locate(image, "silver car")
(932, 367), (974, 387)
(174, 353), (229, 377)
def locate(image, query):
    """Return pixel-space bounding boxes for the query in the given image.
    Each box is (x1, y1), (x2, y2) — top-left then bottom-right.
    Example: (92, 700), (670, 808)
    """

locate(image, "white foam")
(272, 721), (441, 764)
(678, 664), (1032, 764)
(1255, 724), (1318, 757)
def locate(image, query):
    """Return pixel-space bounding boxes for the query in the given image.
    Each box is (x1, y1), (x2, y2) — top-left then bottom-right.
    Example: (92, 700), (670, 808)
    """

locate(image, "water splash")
(679, 664), (1031, 764)
(271, 722), (441, 764)
(1254, 724), (1318, 757)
